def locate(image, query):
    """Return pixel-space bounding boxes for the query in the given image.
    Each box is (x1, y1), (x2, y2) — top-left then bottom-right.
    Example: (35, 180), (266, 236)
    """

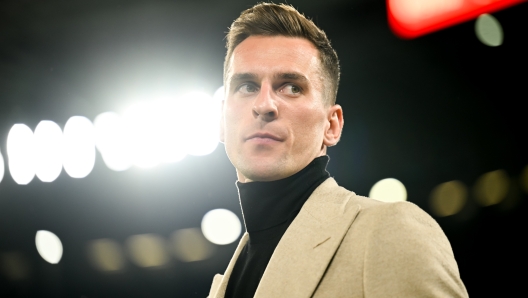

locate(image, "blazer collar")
(254, 178), (360, 297)
(209, 232), (249, 298)
(209, 178), (360, 298)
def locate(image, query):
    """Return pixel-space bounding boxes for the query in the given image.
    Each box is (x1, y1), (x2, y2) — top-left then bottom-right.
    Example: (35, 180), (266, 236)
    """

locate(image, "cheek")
(292, 108), (325, 145)
(224, 103), (244, 141)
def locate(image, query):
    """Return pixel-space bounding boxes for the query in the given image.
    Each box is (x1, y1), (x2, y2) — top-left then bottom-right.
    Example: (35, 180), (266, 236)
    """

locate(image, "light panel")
(7, 124), (35, 185)
(201, 209), (242, 245)
(63, 116), (96, 178)
(34, 121), (63, 182)
(388, 0), (523, 39)
(35, 230), (63, 264)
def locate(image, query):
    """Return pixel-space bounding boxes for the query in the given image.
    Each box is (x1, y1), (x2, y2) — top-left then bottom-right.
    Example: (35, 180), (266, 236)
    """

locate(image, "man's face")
(221, 35), (335, 182)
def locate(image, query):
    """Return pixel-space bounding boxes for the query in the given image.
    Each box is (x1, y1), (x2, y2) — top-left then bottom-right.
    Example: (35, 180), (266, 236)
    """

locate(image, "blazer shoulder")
(317, 180), (468, 297)
(357, 201), (468, 297)
(353, 197), (442, 231)
(319, 178), (440, 231)
(321, 178), (391, 208)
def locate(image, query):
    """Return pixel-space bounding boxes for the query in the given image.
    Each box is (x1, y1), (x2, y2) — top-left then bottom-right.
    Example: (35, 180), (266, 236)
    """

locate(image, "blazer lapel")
(254, 178), (361, 298)
(209, 232), (249, 298)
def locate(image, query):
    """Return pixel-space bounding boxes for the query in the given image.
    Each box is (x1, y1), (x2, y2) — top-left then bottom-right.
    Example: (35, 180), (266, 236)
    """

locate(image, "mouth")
(246, 132), (282, 142)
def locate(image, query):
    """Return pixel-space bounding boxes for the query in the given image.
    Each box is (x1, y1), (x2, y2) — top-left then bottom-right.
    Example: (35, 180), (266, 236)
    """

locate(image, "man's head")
(220, 3), (344, 183)
(224, 3), (340, 105)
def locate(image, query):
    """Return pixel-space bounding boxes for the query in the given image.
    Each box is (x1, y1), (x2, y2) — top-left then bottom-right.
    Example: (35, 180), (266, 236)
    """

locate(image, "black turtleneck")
(225, 156), (330, 298)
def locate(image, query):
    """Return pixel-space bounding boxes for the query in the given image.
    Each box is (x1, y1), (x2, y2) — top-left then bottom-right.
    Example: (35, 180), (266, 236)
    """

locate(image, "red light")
(387, 0), (525, 39)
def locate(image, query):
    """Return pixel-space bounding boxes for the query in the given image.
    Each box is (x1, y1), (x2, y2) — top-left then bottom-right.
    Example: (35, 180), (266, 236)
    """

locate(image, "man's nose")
(252, 85), (278, 122)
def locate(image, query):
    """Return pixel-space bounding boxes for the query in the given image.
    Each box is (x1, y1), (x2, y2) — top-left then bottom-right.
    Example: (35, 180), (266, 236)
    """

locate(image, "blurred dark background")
(0, 0), (526, 297)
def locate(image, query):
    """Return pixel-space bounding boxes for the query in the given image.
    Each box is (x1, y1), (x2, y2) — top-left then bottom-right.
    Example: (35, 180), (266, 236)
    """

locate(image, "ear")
(219, 99), (225, 143)
(322, 104), (344, 147)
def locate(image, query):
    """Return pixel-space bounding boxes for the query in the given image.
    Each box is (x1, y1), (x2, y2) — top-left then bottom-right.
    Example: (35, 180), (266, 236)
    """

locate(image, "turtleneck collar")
(236, 156), (330, 233)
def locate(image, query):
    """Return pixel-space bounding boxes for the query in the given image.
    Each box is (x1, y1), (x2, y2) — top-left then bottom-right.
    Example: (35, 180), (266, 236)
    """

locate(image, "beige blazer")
(208, 178), (468, 297)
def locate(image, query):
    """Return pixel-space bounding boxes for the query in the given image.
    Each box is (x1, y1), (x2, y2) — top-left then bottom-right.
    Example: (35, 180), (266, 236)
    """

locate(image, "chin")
(245, 172), (283, 182)
(237, 158), (291, 182)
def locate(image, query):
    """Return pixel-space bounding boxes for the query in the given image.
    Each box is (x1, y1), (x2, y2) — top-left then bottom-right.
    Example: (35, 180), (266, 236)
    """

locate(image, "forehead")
(227, 35), (322, 83)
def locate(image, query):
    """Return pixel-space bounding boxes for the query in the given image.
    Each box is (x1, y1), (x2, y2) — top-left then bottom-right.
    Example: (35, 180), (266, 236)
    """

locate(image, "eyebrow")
(274, 72), (308, 82)
(229, 72), (308, 84)
(230, 72), (258, 83)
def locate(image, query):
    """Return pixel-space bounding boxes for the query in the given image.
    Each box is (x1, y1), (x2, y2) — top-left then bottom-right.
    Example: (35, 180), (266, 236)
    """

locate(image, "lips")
(246, 132), (283, 142)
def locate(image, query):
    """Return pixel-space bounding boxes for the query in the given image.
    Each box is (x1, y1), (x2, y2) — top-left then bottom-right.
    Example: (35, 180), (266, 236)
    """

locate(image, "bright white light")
(475, 14), (503, 47)
(94, 112), (132, 171)
(34, 121), (63, 182)
(123, 97), (192, 167)
(369, 178), (408, 202)
(63, 116), (96, 178)
(201, 209), (242, 245)
(91, 89), (222, 171)
(155, 99), (188, 164)
(0, 149), (4, 183)
(183, 92), (220, 156)
(213, 86), (225, 102)
(123, 102), (166, 168)
(7, 124), (35, 185)
(35, 230), (63, 264)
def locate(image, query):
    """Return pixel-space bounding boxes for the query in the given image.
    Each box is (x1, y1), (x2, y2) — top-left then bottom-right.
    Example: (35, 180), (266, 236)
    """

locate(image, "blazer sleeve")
(362, 201), (469, 297)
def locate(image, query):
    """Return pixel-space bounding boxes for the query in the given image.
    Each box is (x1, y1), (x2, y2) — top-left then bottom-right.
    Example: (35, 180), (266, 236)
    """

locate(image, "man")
(209, 3), (468, 297)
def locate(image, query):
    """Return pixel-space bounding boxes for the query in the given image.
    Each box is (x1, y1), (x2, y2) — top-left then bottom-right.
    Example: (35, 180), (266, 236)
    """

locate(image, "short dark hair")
(224, 3), (340, 105)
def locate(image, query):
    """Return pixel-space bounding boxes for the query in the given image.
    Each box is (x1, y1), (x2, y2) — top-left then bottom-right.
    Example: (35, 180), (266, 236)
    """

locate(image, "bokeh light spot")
(213, 86), (225, 102)
(369, 178), (407, 202)
(123, 102), (167, 168)
(63, 116), (96, 178)
(201, 209), (242, 245)
(155, 99), (188, 164)
(88, 239), (125, 272)
(7, 124), (35, 185)
(183, 92), (220, 156)
(94, 112), (132, 171)
(34, 121), (63, 182)
(474, 169), (509, 206)
(0, 149), (4, 183)
(126, 234), (169, 268)
(0, 252), (30, 281)
(35, 230), (63, 264)
(429, 180), (468, 217)
(475, 14), (503, 47)
(170, 228), (214, 262)
(389, 0), (463, 25)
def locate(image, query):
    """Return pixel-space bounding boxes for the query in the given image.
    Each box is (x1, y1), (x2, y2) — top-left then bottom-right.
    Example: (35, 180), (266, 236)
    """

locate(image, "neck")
(236, 156), (330, 233)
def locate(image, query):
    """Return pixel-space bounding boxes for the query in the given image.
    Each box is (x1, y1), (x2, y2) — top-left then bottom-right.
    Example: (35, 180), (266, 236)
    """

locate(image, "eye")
(280, 84), (302, 96)
(237, 83), (259, 94)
